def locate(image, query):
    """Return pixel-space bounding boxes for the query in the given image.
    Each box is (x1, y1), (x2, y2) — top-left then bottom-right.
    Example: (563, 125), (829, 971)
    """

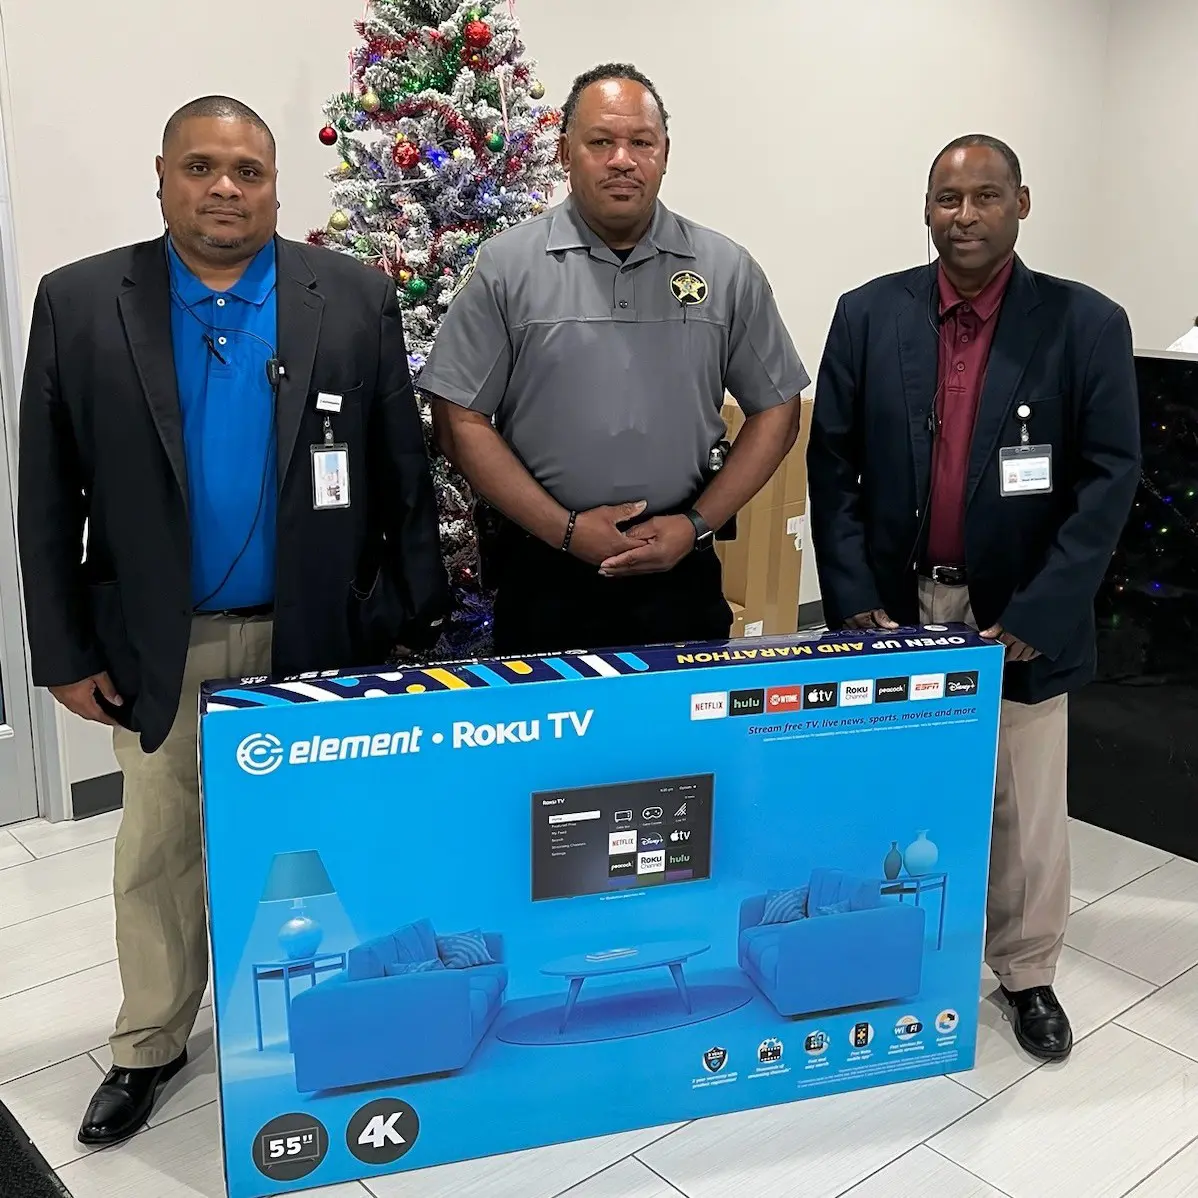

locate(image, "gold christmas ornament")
(328, 209), (351, 232)
(360, 91), (381, 113)
(529, 81), (546, 100)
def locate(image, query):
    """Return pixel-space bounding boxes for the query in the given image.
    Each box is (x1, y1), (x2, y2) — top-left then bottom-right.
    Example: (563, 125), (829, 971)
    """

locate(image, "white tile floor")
(2, 815), (1198, 1198)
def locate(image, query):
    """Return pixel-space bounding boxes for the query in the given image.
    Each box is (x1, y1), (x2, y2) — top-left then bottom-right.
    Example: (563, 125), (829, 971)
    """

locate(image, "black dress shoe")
(77, 1048), (188, 1146)
(1000, 985), (1073, 1061)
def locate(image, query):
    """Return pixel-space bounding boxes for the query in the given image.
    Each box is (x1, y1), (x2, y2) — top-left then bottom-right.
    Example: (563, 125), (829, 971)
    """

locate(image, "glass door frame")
(0, 33), (68, 825)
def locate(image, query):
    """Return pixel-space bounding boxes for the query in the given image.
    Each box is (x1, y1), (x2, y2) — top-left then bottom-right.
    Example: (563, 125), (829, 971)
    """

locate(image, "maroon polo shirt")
(925, 256), (1015, 566)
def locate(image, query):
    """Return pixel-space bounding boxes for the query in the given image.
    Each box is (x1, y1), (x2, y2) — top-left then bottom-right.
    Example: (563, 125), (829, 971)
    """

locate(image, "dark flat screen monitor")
(531, 774), (714, 901)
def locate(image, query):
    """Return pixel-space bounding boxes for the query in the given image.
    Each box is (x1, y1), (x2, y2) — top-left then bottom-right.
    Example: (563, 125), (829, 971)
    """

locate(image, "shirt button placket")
(614, 265), (636, 321)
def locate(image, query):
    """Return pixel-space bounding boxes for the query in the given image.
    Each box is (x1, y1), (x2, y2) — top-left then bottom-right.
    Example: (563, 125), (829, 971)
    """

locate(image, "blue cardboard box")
(199, 625), (1001, 1197)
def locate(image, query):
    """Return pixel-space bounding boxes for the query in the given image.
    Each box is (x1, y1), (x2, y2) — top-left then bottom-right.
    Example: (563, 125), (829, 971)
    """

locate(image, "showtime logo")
(765, 686), (803, 713)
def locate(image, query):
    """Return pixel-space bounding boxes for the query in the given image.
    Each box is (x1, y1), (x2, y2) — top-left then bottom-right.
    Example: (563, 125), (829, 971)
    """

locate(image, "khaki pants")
(110, 615), (272, 1068)
(919, 579), (1070, 991)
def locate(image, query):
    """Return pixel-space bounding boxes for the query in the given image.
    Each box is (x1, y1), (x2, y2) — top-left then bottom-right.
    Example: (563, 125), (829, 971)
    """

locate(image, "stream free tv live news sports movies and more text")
(199, 626), (1001, 1197)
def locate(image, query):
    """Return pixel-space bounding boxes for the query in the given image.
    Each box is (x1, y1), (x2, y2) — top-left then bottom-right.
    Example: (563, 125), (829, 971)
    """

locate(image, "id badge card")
(1000, 444), (1053, 496)
(311, 444), (351, 509)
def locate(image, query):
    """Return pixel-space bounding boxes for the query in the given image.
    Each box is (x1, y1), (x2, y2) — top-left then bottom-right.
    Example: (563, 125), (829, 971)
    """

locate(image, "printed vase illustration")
(904, 830), (939, 876)
(883, 842), (904, 880)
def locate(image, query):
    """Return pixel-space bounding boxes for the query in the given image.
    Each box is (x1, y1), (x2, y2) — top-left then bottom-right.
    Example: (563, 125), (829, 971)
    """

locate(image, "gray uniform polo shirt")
(418, 196), (810, 514)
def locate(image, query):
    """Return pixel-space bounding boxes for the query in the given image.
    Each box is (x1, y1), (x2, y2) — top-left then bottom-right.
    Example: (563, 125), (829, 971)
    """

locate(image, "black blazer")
(18, 234), (449, 751)
(807, 256), (1141, 704)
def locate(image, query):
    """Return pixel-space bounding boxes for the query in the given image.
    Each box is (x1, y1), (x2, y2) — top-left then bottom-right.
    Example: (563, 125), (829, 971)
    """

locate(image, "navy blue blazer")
(807, 256), (1141, 704)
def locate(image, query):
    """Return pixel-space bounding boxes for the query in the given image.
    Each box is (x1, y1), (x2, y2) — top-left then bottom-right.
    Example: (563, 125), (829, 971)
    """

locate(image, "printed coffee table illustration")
(541, 940), (711, 1033)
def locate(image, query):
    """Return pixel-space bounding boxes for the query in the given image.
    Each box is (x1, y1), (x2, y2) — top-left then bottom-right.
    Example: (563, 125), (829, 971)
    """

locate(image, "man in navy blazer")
(807, 135), (1140, 1062)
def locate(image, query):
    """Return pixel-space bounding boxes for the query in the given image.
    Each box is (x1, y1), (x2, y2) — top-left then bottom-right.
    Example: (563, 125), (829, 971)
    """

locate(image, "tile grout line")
(1070, 853), (1181, 912)
(1059, 940), (1164, 985)
(1114, 1127), (1198, 1198)
(1110, 1019), (1198, 1068)
(1115, 957), (1198, 1031)
(6, 833), (118, 862)
(632, 1156), (689, 1196)
(542, 1122), (697, 1198)
(0, 892), (114, 935)
(827, 1144), (938, 1197)
(925, 1143), (1017, 1197)
(0, 952), (119, 1005)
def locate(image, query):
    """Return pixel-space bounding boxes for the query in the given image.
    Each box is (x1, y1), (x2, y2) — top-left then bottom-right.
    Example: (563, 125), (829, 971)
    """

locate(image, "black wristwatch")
(685, 509), (715, 552)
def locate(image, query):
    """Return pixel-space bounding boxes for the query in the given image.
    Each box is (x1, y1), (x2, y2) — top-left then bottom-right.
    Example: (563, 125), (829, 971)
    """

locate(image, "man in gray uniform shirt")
(421, 63), (809, 654)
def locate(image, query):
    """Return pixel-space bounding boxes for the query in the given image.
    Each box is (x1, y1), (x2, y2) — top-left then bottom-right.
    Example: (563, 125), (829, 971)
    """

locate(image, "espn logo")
(911, 674), (946, 700)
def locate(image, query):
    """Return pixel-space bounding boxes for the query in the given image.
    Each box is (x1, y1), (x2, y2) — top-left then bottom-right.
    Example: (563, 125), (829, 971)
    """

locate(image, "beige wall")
(0, 0), (1116, 785)
(3, 0), (1113, 358)
(1091, 0), (1198, 350)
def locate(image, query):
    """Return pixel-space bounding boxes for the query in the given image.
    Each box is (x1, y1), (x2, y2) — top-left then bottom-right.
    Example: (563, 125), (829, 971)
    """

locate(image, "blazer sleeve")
(16, 278), (104, 687)
(999, 304), (1141, 658)
(806, 295), (883, 627)
(368, 283), (451, 647)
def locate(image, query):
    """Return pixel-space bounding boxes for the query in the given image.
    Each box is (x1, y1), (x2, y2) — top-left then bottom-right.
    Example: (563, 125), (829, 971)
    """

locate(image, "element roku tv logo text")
(236, 734), (285, 776)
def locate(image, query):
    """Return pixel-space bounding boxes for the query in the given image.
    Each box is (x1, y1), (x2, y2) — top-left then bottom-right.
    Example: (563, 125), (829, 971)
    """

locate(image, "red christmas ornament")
(464, 19), (492, 48)
(318, 125), (338, 146)
(393, 141), (421, 170)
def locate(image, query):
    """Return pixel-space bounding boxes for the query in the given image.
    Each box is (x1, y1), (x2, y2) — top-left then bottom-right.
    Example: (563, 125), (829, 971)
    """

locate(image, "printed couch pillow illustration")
(289, 918), (507, 1092)
(738, 869), (925, 1016)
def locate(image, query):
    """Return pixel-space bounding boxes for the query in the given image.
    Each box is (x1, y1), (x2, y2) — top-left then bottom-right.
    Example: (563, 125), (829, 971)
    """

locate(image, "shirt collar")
(937, 253), (1015, 321)
(545, 196), (696, 263)
(166, 236), (277, 307)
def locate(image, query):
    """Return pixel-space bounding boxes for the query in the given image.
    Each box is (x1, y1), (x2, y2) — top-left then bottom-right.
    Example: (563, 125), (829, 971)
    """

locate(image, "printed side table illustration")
(880, 872), (948, 949)
(252, 953), (347, 1051)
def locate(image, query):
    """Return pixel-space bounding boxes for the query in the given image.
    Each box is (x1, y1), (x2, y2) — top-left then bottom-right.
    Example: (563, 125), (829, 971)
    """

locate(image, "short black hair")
(163, 95), (276, 155)
(561, 63), (669, 136)
(928, 134), (1021, 190)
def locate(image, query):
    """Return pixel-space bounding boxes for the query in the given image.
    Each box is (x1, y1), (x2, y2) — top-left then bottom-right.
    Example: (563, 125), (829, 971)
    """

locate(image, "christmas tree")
(309, 0), (563, 652)
(1095, 355), (1198, 682)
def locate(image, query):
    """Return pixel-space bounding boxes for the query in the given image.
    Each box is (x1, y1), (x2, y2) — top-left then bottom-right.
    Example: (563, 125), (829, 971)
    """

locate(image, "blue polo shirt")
(167, 238), (278, 611)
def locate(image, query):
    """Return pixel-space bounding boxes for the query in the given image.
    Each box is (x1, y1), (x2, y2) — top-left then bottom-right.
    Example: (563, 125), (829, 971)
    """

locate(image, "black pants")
(491, 527), (733, 656)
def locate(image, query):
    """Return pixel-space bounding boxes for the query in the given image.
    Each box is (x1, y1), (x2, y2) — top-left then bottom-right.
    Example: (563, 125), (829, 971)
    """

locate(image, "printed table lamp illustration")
(261, 849), (337, 960)
(254, 850), (347, 1053)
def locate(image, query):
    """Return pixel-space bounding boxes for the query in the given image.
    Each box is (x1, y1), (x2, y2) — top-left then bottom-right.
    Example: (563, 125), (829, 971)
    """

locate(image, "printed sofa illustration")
(289, 918), (507, 1092)
(738, 869), (925, 1016)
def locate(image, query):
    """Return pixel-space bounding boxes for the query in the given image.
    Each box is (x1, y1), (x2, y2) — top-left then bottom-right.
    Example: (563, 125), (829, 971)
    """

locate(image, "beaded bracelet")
(561, 510), (578, 552)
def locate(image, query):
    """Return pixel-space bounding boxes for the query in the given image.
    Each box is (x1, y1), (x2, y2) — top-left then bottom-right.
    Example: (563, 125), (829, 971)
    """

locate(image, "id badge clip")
(1000, 404), (1052, 496)
(311, 415), (350, 510)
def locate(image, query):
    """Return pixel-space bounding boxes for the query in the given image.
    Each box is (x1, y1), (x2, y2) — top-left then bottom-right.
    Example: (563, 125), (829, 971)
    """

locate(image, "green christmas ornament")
(405, 277), (430, 299)
(486, 131), (506, 152)
(355, 237), (372, 254)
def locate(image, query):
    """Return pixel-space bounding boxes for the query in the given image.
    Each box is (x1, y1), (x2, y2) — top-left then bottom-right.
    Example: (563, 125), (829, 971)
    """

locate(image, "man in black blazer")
(807, 135), (1140, 1062)
(18, 96), (448, 1144)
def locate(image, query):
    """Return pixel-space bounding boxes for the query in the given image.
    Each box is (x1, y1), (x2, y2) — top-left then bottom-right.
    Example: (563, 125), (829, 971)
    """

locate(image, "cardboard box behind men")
(719, 397), (813, 637)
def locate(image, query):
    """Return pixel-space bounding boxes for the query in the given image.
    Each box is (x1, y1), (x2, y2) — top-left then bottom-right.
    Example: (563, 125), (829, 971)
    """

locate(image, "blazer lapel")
(896, 265), (940, 512)
(965, 258), (1045, 508)
(118, 238), (188, 507)
(274, 238), (324, 492)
